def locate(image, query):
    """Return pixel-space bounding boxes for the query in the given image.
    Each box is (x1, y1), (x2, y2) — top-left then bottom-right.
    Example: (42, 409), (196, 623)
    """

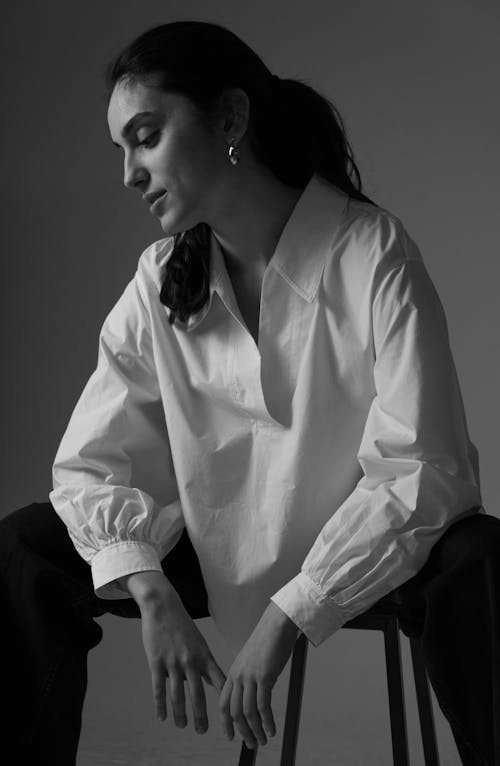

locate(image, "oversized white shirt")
(50, 173), (483, 655)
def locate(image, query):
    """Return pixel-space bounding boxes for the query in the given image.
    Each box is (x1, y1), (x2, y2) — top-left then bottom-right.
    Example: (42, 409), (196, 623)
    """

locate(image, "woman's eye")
(138, 131), (159, 148)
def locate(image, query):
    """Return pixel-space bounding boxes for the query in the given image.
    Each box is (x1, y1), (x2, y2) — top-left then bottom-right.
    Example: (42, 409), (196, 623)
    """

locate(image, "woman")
(1, 20), (499, 766)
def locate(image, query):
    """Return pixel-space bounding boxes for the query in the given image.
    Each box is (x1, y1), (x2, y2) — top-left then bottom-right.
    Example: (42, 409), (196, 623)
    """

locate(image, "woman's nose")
(123, 153), (148, 190)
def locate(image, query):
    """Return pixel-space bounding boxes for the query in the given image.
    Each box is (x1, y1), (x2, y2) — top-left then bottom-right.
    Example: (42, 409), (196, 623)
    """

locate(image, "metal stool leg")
(238, 741), (258, 766)
(384, 616), (410, 765)
(409, 637), (440, 765)
(280, 633), (309, 766)
(237, 620), (437, 766)
(237, 633), (308, 766)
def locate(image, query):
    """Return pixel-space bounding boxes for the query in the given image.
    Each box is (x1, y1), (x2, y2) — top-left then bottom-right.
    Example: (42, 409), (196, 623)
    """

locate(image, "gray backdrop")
(2, 1), (499, 764)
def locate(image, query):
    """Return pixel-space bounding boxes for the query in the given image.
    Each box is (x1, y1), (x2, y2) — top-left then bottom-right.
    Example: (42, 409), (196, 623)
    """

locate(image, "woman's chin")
(159, 211), (200, 237)
(158, 214), (179, 236)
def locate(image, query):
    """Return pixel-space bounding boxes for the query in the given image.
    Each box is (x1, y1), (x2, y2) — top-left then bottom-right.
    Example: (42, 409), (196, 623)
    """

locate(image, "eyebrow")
(111, 110), (158, 148)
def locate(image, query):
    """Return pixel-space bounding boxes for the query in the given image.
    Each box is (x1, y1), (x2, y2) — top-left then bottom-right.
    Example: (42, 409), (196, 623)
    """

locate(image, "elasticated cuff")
(271, 571), (346, 647)
(91, 540), (163, 600)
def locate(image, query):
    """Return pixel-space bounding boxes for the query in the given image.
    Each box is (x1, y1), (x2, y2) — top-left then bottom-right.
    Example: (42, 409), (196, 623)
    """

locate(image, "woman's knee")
(0, 501), (43, 535)
(0, 500), (93, 588)
(0, 502), (43, 568)
(432, 512), (500, 571)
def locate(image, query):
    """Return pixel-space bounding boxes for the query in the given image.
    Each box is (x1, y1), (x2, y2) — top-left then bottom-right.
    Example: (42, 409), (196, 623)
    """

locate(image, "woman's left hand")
(218, 601), (300, 749)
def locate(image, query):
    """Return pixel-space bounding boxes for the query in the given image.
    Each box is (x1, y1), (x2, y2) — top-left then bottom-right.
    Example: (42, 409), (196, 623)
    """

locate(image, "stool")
(238, 595), (440, 765)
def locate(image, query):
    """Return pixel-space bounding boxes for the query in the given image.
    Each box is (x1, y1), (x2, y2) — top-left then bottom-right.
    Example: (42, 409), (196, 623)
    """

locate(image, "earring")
(228, 139), (240, 166)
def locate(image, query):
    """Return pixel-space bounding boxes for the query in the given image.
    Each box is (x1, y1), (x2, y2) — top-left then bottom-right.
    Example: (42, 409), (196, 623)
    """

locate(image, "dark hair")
(105, 20), (374, 326)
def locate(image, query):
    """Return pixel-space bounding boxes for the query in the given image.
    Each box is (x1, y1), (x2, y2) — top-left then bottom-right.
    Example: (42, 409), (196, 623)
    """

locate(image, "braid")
(159, 223), (211, 325)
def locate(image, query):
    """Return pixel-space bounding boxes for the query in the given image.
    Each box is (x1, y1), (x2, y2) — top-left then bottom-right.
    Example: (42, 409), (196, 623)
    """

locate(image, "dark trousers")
(0, 502), (499, 765)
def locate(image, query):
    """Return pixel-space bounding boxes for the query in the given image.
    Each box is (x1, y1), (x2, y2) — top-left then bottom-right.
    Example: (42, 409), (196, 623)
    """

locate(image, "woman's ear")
(218, 87), (250, 143)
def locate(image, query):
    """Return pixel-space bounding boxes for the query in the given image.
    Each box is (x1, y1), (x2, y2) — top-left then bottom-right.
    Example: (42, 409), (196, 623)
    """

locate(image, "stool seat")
(238, 595), (439, 765)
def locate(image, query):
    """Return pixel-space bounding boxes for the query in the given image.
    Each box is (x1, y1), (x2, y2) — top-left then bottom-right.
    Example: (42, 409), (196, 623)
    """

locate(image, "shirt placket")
(228, 290), (272, 424)
(211, 240), (286, 427)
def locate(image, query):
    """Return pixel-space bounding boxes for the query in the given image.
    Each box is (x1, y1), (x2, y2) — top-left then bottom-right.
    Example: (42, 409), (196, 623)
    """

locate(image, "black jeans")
(0, 501), (210, 766)
(1, 502), (499, 765)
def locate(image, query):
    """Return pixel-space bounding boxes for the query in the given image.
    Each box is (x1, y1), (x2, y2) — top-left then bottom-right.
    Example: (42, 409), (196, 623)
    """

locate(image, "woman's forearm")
(122, 570), (179, 608)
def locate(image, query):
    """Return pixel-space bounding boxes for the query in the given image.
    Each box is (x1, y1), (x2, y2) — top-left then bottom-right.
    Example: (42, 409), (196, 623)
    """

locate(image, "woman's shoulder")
(135, 236), (175, 294)
(338, 197), (423, 273)
(321, 193), (425, 310)
(324, 198), (422, 292)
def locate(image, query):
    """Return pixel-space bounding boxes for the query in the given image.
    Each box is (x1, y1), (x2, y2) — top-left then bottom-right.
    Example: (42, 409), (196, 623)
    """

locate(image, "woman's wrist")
(122, 570), (177, 607)
(266, 600), (301, 639)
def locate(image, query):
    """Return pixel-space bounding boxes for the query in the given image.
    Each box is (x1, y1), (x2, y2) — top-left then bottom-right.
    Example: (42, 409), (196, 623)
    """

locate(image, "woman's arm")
(49, 247), (226, 729)
(122, 570), (175, 602)
(49, 262), (184, 600)
(271, 218), (482, 646)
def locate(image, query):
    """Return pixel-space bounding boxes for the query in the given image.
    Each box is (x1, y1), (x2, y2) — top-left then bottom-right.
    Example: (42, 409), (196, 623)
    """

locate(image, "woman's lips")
(150, 192), (167, 214)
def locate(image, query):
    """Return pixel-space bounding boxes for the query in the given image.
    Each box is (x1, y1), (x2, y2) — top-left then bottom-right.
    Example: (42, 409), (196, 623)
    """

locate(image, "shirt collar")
(181, 172), (348, 332)
(267, 172), (348, 301)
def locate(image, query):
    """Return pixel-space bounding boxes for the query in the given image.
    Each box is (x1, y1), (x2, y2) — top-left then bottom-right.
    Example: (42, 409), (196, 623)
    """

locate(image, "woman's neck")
(210, 166), (305, 279)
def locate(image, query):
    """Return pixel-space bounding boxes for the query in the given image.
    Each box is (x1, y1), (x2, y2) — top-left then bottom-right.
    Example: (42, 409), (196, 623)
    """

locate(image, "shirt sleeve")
(49, 265), (185, 600)
(271, 225), (483, 645)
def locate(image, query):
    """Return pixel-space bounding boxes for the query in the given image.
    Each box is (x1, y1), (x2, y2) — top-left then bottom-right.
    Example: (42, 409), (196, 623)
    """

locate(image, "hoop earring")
(228, 140), (240, 166)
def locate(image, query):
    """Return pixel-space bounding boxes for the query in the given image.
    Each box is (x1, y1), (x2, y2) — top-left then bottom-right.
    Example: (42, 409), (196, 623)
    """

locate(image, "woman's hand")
(218, 601), (300, 749)
(137, 585), (227, 733)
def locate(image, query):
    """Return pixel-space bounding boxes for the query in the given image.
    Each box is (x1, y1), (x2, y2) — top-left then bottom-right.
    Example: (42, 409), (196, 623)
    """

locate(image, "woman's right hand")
(135, 581), (227, 733)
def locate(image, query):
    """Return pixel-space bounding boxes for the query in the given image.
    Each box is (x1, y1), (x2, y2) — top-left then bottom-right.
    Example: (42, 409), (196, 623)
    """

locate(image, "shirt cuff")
(91, 540), (164, 600)
(270, 571), (346, 647)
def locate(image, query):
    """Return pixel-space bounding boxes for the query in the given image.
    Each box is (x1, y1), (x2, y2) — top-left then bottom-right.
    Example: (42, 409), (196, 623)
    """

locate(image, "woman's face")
(107, 77), (233, 236)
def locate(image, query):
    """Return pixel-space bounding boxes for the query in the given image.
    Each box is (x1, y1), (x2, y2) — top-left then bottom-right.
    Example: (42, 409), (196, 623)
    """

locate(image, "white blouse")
(49, 173), (483, 655)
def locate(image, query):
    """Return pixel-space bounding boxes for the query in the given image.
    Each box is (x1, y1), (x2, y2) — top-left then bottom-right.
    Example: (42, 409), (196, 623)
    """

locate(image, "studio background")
(1, 1), (499, 764)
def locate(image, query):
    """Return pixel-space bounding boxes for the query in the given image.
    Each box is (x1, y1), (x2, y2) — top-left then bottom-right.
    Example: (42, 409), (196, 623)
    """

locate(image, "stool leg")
(280, 633), (309, 766)
(409, 637), (440, 766)
(238, 741), (259, 766)
(384, 617), (410, 765)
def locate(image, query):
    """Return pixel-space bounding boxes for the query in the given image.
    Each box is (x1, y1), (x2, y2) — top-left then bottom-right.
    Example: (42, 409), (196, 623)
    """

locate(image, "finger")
(243, 679), (267, 747)
(230, 680), (258, 750)
(257, 683), (276, 738)
(169, 670), (187, 728)
(151, 663), (167, 721)
(203, 659), (227, 694)
(186, 668), (209, 734)
(219, 678), (235, 740)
